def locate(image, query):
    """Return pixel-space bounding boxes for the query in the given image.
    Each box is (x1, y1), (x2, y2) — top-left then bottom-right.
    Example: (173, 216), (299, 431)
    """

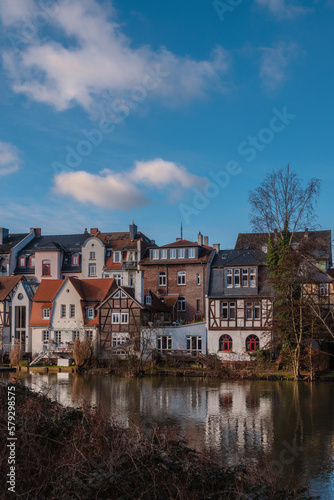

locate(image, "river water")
(2, 372), (334, 499)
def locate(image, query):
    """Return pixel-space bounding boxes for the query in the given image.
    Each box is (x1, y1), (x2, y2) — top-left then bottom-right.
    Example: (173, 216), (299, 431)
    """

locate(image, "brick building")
(140, 233), (216, 323)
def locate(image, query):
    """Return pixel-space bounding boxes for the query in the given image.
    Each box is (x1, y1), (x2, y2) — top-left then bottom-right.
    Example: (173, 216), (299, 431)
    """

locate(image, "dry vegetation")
(0, 382), (314, 499)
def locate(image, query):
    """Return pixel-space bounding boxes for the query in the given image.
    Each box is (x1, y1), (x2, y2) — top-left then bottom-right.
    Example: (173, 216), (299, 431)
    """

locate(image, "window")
(89, 251), (95, 259)
(226, 269), (232, 288)
(112, 274), (121, 286)
(229, 302), (236, 320)
(72, 331), (80, 341)
(177, 296), (186, 312)
(170, 249), (176, 259)
(19, 256), (26, 268)
(70, 304), (75, 318)
(129, 273), (134, 287)
(246, 335), (259, 352)
(157, 336), (172, 350)
(42, 331), (49, 342)
(178, 248), (185, 259)
(86, 330), (93, 340)
(152, 249), (159, 260)
(246, 302), (252, 320)
(72, 255), (79, 266)
(112, 313), (120, 324)
(121, 313), (129, 324)
(197, 274), (200, 286)
(161, 249), (167, 259)
(234, 269), (240, 287)
(86, 307), (94, 319)
(42, 308), (50, 320)
(146, 294), (152, 306)
(196, 299), (200, 312)
(320, 284), (329, 297)
(242, 269), (248, 287)
(249, 268), (256, 288)
(42, 260), (51, 276)
(187, 336), (202, 352)
(114, 251), (121, 263)
(29, 256), (35, 268)
(177, 271), (186, 285)
(88, 263), (96, 276)
(219, 334), (232, 352)
(188, 248), (195, 259)
(106, 250), (111, 258)
(221, 302), (228, 319)
(55, 331), (62, 344)
(254, 301), (261, 319)
(61, 305), (66, 318)
(112, 333), (129, 348)
(159, 272), (166, 286)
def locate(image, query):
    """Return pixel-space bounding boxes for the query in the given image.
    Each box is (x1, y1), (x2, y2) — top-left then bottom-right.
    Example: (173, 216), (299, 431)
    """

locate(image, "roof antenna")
(181, 222), (183, 240)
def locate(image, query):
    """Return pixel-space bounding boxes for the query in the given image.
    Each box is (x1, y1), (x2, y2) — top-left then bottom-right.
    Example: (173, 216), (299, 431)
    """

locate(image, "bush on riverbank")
(0, 382), (314, 499)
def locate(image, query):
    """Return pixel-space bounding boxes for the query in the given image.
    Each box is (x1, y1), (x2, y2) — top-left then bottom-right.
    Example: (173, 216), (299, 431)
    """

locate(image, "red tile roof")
(0, 276), (23, 301)
(33, 279), (64, 302)
(29, 303), (53, 327)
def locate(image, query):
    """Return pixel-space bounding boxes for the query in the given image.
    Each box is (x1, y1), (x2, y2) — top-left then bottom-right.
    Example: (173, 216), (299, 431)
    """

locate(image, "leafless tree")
(249, 164), (321, 241)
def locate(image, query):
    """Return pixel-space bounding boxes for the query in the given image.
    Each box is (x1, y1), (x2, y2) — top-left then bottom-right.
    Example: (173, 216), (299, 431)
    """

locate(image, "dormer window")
(178, 248), (185, 259)
(188, 248), (195, 259)
(42, 308), (50, 320)
(29, 256), (35, 268)
(249, 268), (256, 288)
(170, 249), (176, 259)
(19, 256), (26, 268)
(161, 249), (167, 259)
(152, 249), (159, 260)
(86, 307), (95, 319)
(114, 251), (121, 263)
(72, 255), (79, 266)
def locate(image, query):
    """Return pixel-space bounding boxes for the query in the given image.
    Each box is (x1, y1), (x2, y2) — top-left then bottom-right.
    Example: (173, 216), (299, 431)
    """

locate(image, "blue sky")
(0, 0), (333, 248)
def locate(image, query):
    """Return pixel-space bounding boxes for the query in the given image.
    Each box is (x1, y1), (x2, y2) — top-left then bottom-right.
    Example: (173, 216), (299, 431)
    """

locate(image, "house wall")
(207, 328), (271, 361)
(142, 322), (207, 353)
(142, 263), (207, 322)
(34, 251), (62, 280)
(82, 237), (105, 278)
(11, 281), (33, 354)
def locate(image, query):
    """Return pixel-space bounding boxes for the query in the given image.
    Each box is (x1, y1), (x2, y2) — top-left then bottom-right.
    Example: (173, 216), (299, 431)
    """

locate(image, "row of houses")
(0, 222), (333, 362)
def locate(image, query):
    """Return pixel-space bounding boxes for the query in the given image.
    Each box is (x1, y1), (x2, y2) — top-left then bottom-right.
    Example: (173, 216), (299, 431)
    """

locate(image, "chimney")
(304, 228), (309, 238)
(34, 228), (41, 237)
(84, 228), (88, 235)
(90, 228), (99, 235)
(129, 220), (137, 241)
(213, 243), (220, 253)
(198, 231), (203, 246)
(204, 236), (209, 246)
(0, 228), (9, 245)
(176, 238), (182, 242)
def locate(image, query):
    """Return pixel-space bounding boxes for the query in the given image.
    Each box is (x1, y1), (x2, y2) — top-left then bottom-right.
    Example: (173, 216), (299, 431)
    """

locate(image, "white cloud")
(133, 158), (204, 189)
(255, 0), (309, 19)
(53, 158), (206, 209)
(259, 42), (298, 89)
(0, 141), (21, 176)
(2, 0), (230, 116)
(0, 0), (35, 26)
(53, 170), (148, 210)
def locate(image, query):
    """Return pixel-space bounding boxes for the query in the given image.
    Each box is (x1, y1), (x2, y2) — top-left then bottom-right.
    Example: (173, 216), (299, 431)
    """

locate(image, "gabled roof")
(97, 285), (142, 309)
(0, 276), (24, 300)
(161, 239), (204, 248)
(18, 233), (90, 254)
(68, 277), (115, 301)
(32, 280), (64, 302)
(145, 290), (175, 312)
(300, 259), (334, 284)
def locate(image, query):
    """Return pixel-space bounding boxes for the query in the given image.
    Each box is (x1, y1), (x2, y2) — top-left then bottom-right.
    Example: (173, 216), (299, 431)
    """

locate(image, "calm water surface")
(2, 372), (334, 499)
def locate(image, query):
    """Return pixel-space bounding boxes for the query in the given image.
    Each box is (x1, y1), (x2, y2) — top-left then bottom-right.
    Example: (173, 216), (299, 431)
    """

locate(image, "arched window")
(219, 334), (232, 352)
(246, 335), (259, 352)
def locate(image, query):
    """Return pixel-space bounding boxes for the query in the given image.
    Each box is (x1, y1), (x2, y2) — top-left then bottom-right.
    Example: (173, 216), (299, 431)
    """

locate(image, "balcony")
(123, 261), (138, 269)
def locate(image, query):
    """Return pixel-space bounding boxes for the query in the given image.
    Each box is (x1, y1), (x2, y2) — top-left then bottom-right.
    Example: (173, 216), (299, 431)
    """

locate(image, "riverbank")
(0, 381), (314, 499)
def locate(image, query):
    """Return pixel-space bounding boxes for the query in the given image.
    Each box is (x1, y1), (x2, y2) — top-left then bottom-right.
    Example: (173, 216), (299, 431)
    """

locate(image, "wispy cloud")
(0, 141), (21, 176)
(1, 0), (230, 117)
(259, 42), (298, 90)
(255, 0), (309, 19)
(0, 0), (35, 26)
(53, 159), (206, 209)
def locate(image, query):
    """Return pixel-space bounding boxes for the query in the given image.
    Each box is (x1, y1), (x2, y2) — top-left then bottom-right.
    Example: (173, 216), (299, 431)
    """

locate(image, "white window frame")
(112, 313), (120, 324)
(86, 330), (93, 340)
(61, 304), (66, 318)
(86, 307), (94, 319)
(177, 271), (186, 285)
(226, 269), (233, 288)
(42, 308), (50, 320)
(234, 269), (240, 288)
(146, 294), (152, 306)
(69, 304), (75, 318)
(42, 330), (49, 342)
(112, 274), (122, 286)
(170, 249), (176, 259)
(157, 335), (172, 351)
(249, 268), (256, 288)
(114, 251), (121, 263)
(121, 313), (129, 324)
(188, 248), (195, 259)
(88, 263), (96, 276)
(197, 274), (200, 286)
(177, 296), (186, 312)
(186, 336), (202, 352)
(178, 248), (185, 259)
(55, 331), (61, 344)
(152, 249), (159, 260)
(161, 249), (167, 259)
(159, 272), (166, 286)
(89, 251), (96, 260)
(242, 268), (248, 287)
(221, 302), (228, 320)
(229, 302), (236, 320)
(320, 283), (329, 297)
(72, 331), (80, 341)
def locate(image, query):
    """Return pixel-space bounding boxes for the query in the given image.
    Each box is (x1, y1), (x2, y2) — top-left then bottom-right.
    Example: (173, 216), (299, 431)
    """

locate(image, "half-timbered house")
(207, 249), (274, 360)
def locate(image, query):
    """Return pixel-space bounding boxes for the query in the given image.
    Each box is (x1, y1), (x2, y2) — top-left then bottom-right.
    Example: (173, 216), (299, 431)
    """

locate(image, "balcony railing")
(123, 261), (138, 269)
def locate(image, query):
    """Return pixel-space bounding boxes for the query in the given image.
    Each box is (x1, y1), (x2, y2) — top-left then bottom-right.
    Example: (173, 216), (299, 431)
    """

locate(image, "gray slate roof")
(0, 234), (29, 254)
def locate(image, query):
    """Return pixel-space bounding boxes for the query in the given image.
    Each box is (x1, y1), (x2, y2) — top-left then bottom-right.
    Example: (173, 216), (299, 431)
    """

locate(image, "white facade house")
(142, 321), (207, 356)
(11, 280), (39, 356)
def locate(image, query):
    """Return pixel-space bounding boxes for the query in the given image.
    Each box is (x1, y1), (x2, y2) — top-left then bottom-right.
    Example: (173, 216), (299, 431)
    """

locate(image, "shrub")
(9, 340), (23, 366)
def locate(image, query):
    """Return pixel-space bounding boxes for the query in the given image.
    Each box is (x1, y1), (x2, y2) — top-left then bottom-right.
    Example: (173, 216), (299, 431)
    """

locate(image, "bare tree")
(249, 164), (321, 241)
